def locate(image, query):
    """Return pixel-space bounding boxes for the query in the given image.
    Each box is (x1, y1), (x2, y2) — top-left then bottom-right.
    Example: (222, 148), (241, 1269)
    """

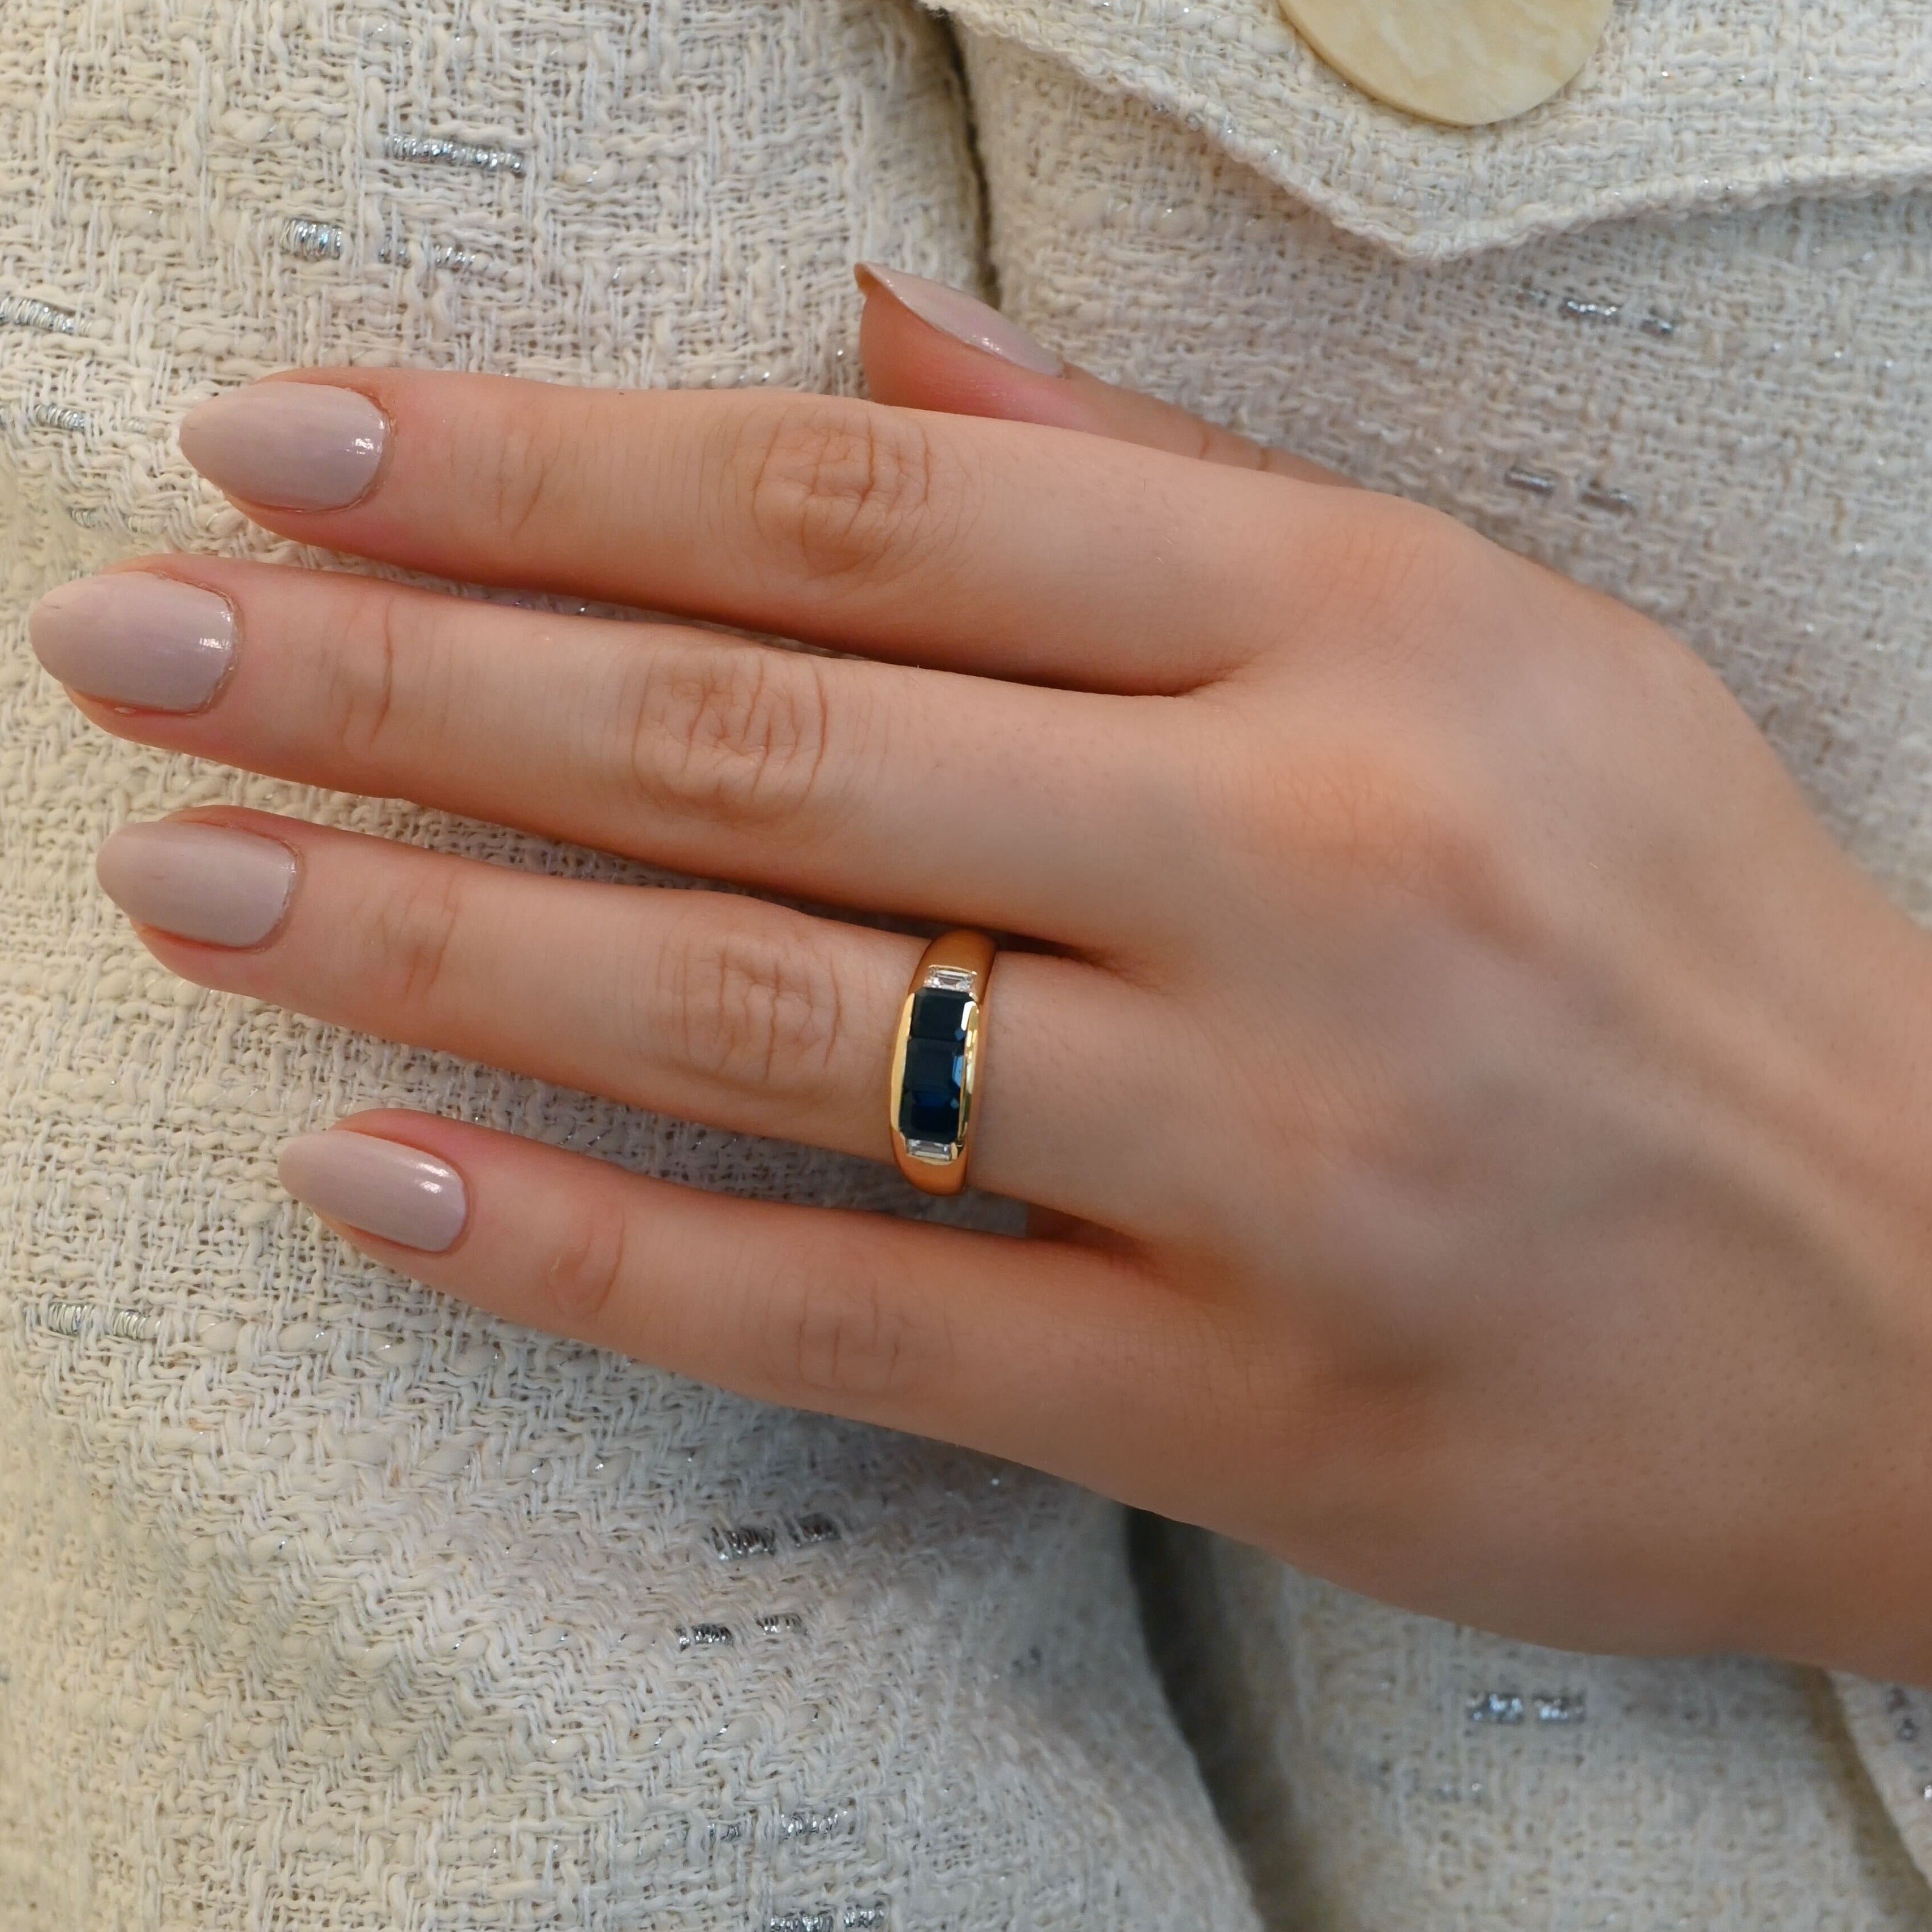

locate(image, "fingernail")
(179, 381), (388, 510)
(279, 1132), (468, 1252)
(96, 820), (296, 947)
(857, 265), (1063, 376)
(29, 573), (236, 712)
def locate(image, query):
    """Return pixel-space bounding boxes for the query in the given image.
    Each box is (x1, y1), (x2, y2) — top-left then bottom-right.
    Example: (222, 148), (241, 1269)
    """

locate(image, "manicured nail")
(96, 820), (296, 947)
(29, 573), (236, 712)
(178, 381), (388, 510)
(279, 1132), (468, 1251)
(857, 265), (1063, 376)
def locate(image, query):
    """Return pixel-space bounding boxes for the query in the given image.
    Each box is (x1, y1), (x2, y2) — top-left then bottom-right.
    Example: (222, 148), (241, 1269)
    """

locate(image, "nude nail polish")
(29, 573), (236, 712)
(279, 1132), (468, 1252)
(96, 821), (297, 947)
(856, 264), (1063, 376)
(178, 381), (388, 510)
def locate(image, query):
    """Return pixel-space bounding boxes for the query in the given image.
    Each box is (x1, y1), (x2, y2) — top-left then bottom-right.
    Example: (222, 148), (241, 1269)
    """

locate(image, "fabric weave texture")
(0, 2), (1259, 1926)
(956, 14), (1932, 1925)
(7, 0), (1932, 1926)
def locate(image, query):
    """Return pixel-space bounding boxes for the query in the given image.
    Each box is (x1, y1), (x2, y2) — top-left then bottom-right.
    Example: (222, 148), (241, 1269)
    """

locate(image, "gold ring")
(888, 929), (995, 1196)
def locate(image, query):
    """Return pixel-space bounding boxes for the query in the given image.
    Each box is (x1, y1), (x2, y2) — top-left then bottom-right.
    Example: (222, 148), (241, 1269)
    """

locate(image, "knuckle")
(538, 1193), (632, 1332)
(1221, 503), (1527, 925)
(738, 398), (957, 590)
(1228, 733), (1505, 928)
(653, 904), (849, 1096)
(1330, 496), (1495, 643)
(325, 593), (449, 768)
(621, 643), (832, 825)
(1302, 750), (1452, 882)
(1338, 767), (1491, 911)
(479, 400), (573, 548)
(323, 598), (400, 763)
(365, 865), (467, 1008)
(761, 1250), (928, 1401)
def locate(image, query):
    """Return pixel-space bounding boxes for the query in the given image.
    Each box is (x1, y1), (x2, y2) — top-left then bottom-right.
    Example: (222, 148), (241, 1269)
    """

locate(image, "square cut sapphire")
(899, 989), (971, 1143)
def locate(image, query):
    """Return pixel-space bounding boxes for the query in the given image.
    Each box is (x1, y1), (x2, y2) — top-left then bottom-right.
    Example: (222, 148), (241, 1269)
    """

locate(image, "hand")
(33, 269), (1932, 1682)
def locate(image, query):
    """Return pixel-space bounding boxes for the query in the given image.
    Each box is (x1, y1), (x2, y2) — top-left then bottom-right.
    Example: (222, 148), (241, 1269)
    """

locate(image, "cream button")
(1280, 0), (1615, 126)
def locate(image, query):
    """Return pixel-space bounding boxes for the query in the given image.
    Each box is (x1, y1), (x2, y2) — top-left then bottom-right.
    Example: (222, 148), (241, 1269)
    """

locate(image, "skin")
(52, 276), (1932, 1682)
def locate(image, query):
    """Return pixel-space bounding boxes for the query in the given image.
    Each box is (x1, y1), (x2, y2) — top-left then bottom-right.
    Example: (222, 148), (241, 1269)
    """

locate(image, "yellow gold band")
(887, 929), (995, 1196)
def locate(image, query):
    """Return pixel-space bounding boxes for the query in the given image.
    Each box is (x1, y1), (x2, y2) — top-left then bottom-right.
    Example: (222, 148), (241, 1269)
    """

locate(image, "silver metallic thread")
(376, 237), (478, 272)
(42, 1300), (157, 1341)
(1467, 1689), (1587, 1725)
(27, 403), (92, 433)
(384, 132), (526, 175)
(1468, 1691), (1525, 1725)
(1580, 480), (1638, 515)
(279, 217), (345, 261)
(1504, 465), (1557, 497)
(1518, 283), (1678, 340)
(0, 295), (80, 334)
(710, 1523), (778, 1561)
(779, 1806), (855, 1840)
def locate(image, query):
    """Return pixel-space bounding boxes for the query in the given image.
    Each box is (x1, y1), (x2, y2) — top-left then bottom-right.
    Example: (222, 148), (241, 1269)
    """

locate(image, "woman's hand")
(33, 271), (1932, 1682)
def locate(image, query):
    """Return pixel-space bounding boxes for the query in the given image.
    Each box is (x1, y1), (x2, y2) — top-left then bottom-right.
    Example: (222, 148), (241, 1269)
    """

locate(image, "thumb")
(855, 264), (1342, 484)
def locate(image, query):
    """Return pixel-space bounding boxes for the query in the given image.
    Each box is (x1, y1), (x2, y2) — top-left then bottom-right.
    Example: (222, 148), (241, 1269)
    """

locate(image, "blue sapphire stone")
(899, 988), (971, 1144)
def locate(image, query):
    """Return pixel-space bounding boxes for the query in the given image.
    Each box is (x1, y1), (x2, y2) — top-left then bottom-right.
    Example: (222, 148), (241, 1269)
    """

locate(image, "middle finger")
(41, 560), (1190, 952)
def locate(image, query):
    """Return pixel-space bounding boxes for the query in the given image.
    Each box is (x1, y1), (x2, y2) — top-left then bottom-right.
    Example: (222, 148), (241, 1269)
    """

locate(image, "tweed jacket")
(938, 3), (1932, 1923)
(2, 1), (1929, 1926)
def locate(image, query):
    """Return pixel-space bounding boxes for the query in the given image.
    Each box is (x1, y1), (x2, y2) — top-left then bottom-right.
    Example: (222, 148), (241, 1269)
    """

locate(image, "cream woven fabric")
(0, 3), (1260, 1927)
(944, 0), (1932, 257)
(953, 15), (1932, 1927)
(9, 0), (1932, 1925)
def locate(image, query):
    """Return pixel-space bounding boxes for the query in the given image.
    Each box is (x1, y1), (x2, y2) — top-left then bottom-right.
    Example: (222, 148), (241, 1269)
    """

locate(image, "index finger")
(177, 372), (1295, 694)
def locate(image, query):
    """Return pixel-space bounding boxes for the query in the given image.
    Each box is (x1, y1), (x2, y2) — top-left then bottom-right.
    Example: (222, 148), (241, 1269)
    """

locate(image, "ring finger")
(95, 808), (1160, 1218)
